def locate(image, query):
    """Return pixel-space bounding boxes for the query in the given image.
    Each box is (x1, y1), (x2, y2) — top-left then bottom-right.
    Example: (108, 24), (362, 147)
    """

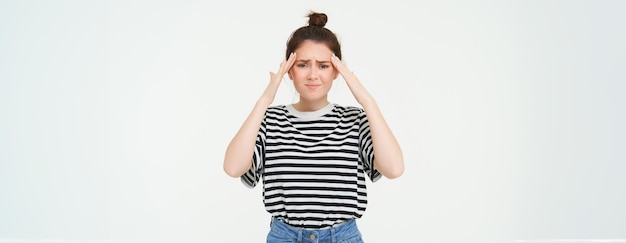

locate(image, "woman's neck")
(293, 99), (329, 112)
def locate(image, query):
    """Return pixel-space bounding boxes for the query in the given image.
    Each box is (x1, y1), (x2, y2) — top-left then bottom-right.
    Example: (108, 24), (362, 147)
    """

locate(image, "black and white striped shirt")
(241, 103), (381, 228)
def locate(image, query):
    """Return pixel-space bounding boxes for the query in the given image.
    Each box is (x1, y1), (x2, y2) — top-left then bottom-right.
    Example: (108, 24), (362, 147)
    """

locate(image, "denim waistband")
(269, 216), (360, 242)
(272, 217), (355, 231)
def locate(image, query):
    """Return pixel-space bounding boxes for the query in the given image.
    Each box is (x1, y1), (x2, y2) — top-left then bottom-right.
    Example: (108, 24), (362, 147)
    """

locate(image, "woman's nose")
(308, 67), (318, 79)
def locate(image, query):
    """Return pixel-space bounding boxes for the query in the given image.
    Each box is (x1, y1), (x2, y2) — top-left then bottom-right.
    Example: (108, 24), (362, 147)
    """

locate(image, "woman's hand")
(224, 52), (297, 178)
(330, 54), (373, 106)
(330, 54), (404, 179)
(261, 52), (297, 105)
(330, 54), (350, 77)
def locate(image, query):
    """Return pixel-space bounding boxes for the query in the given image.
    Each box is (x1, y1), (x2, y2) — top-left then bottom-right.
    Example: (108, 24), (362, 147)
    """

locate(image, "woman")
(224, 11), (404, 243)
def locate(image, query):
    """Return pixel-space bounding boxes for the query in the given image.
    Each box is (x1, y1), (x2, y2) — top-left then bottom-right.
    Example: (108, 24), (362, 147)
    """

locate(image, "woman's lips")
(305, 84), (321, 89)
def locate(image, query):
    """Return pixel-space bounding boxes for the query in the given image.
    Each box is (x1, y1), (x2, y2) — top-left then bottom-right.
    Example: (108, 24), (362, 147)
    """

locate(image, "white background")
(1, 0), (625, 242)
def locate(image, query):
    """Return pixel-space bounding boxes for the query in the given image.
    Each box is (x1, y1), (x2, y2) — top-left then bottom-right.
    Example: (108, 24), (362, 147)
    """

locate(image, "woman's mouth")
(305, 84), (321, 89)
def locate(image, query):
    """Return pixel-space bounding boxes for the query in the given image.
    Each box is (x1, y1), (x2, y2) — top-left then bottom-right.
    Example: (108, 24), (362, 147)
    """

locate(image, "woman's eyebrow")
(296, 59), (330, 63)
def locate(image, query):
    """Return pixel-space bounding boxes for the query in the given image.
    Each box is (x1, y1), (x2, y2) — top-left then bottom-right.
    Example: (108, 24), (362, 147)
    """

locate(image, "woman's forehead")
(295, 41), (333, 61)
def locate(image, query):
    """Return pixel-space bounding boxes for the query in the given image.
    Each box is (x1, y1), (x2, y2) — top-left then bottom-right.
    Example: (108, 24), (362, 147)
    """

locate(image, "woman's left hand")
(330, 54), (404, 179)
(330, 54), (373, 106)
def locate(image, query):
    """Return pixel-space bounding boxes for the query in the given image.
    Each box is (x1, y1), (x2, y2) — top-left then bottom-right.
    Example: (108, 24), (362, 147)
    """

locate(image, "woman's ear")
(288, 70), (293, 80)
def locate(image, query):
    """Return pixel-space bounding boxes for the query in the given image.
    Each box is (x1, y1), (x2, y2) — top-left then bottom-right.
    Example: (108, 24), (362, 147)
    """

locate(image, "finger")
(281, 52), (296, 73)
(330, 54), (341, 65)
(330, 54), (347, 72)
(287, 52), (296, 63)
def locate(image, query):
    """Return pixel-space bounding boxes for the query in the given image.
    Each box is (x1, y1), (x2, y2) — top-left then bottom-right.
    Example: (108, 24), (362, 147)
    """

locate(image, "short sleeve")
(358, 110), (382, 182)
(240, 115), (267, 188)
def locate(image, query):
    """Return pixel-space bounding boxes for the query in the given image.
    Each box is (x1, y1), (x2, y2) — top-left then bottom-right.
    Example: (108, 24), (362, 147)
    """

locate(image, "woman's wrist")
(256, 96), (273, 108)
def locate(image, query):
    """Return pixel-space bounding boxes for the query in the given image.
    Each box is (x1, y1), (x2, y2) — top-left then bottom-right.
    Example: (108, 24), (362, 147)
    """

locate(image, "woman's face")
(288, 40), (338, 102)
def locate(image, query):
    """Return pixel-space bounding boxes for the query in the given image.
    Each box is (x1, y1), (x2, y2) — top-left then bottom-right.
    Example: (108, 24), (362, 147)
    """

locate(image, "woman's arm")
(331, 55), (405, 179)
(223, 53), (297, 178)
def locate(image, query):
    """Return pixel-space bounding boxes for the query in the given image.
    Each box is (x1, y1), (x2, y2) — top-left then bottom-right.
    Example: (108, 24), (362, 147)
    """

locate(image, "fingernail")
(290, 52), (295, 57)
(332, 54), (338, 59)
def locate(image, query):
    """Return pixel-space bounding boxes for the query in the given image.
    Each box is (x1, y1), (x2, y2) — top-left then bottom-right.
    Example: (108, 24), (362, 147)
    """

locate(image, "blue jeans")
(267, 217), (364, 243)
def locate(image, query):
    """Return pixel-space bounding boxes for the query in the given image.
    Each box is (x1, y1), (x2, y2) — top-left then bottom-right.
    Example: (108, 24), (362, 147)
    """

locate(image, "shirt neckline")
(286, 103), (335, 119)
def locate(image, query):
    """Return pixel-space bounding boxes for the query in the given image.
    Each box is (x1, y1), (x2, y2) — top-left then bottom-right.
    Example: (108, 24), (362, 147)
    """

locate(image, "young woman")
(223, 11), (404, 243)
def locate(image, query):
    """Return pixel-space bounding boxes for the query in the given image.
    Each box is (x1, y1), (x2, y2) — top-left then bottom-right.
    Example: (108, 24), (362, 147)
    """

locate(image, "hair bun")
(307, 12), (328, 28)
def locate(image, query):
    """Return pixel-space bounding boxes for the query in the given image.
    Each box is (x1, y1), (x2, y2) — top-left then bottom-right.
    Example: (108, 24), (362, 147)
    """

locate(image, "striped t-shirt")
(241, 103), (381, 228)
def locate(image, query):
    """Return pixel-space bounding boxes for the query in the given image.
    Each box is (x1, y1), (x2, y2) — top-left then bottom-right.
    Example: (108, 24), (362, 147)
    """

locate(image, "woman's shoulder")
(332, 104), (365, 120)
(262, 105), (287, 118)
(267, 104), (287, 112)
(333, 103), (364, 114)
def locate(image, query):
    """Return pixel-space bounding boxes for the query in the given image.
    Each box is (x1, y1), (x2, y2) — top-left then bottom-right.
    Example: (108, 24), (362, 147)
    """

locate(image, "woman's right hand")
(223, 52), (297, 178)
(260, 52), (296, 104)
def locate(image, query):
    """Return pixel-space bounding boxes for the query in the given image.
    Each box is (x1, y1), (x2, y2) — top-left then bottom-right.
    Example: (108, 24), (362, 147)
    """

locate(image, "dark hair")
(285, 11), (342, 60)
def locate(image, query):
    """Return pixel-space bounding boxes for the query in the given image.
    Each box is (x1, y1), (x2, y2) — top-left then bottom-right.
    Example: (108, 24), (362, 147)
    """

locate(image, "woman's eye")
(296, 63), (307, 68)
(320, 64), (330, 69)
